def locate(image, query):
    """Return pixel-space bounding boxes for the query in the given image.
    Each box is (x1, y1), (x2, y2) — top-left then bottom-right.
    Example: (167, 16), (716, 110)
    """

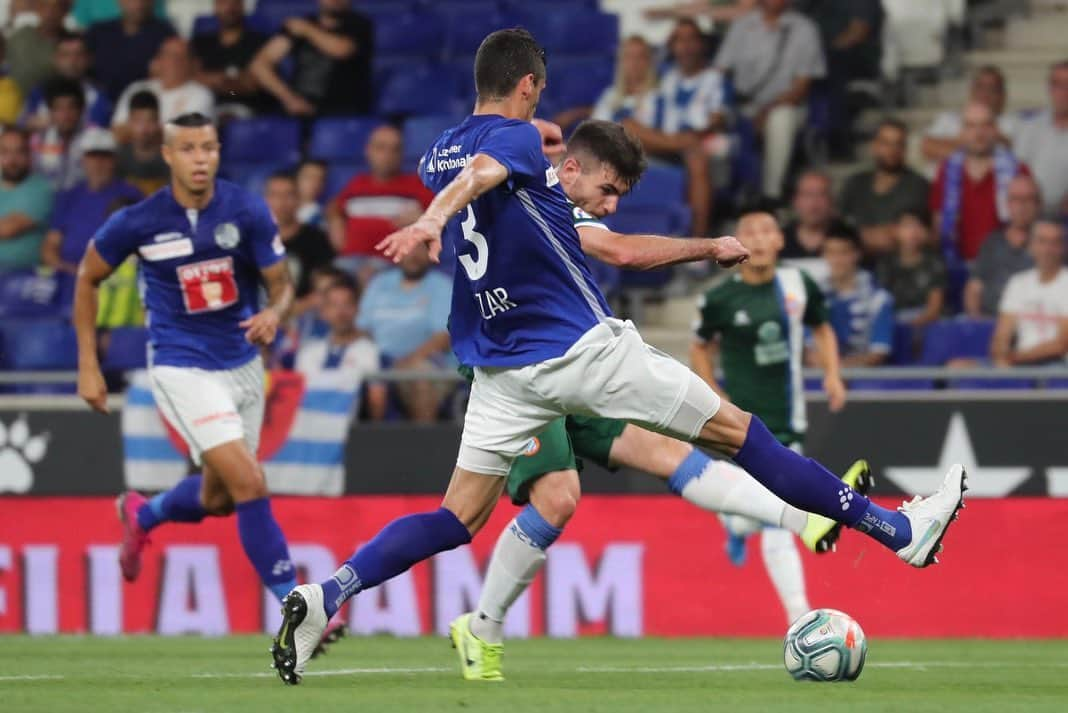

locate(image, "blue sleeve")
(869, 292), (895, 353)
(477, 121), (545, 180)
(92, 208), (140, 268)
(427, 274), (452, 332)
(245, 194), (285, 270)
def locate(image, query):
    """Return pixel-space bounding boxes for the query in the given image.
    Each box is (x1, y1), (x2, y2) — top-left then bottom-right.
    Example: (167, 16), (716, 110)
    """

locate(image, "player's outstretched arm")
(577, 226), (749, 270)
(73, 244), (117, 414)
(809, 323), (847, 413)
(377, 154), (509, 264)
(240, 260), (294, 347)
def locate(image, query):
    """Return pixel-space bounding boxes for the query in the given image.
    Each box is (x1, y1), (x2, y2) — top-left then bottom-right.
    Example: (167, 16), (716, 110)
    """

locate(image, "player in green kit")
(450, 120), (870, 681)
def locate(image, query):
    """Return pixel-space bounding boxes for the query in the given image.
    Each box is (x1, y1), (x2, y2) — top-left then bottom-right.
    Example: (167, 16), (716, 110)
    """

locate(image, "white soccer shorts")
(458, 318), (722, 475)
(148, 356), (265, 465)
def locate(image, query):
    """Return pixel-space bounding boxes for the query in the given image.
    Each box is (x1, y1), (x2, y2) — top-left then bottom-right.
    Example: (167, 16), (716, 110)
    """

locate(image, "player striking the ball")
(74, 113), (300, 607)
(449, 119), (868, 681)
(270, 29), (965, 685)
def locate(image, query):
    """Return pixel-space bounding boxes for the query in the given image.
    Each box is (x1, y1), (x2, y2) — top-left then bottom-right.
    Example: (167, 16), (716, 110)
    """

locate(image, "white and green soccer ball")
(783, 608), (867, 682)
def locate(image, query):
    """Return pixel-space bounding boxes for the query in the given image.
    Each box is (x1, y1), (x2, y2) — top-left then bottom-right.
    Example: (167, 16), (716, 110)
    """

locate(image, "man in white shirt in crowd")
(922, 65), (1019, 166)
(1014, 61), (1068, 214)
(111, 37), (214, 137)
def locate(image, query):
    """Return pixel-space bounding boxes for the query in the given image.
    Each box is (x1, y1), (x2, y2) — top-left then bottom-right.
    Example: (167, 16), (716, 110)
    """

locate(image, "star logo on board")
(883, 413), (1031, 497)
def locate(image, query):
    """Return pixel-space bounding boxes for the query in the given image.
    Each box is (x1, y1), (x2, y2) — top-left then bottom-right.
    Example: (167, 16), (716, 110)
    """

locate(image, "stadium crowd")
(0, 0), (1066, 419)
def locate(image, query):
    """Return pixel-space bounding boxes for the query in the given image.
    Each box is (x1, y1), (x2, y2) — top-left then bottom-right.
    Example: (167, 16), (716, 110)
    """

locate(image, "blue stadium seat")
(0, 319), (77, 371)
(222, 117), (301, 165)
(221, 162), (291, 195)
(511, 8), (618, 56)
(252, 1), (316, 30)
(375, 12), (446, 60)
(919, 319), (995, 365)
(621, 164), (686, 209)
(445, 56), (478, 107)
(1046, 379), (1068, 389)
(586, 256), (622, 296)
(501, 0), (598, 10)
(307, 117), (384, 163)
(191, 14), (274, 37)
(377, 64), (462, 117)
(0, 271), (61, 319)
(360, 0), (417, 18)
(850, 378), (935, 390)
(102, 327), (149, 371)
(605, 205), (689, 238)
(403, 115), (459, 165)
(948, 377), (1035, 390)
(440, 7), (511, 58)
(539, 56), (614, 120)
(944, 262), (969, 314)
(889, 322), (918, 365)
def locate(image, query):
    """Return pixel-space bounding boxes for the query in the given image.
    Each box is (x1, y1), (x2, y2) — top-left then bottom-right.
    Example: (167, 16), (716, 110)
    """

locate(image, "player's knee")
(699, 401), (752, 455)
(229, 472), (268, 503)
(201, 490), (235, 516)
(531, 484), (579, 527)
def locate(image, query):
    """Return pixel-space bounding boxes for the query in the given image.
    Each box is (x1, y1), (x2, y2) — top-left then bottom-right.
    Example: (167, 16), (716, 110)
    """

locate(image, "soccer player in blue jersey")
(73, 113), (300, 607)
(270, 30), (966, 685)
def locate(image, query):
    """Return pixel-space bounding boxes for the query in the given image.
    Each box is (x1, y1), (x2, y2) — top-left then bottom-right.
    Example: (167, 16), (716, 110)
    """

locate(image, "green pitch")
(3, 636), (1066, 713)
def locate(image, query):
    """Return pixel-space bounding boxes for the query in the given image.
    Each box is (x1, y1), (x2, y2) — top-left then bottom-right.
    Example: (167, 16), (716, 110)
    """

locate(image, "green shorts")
(505, 415), (627, 505)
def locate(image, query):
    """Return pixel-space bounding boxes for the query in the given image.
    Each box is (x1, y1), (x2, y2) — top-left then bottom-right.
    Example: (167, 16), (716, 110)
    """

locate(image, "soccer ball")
(783, 608), (867, 682)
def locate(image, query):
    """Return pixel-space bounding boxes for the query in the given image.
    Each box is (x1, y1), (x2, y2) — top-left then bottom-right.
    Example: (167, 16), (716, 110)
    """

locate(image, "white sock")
(680, 459), (808, 535)
(760, 527), (811, 625)
(469, 519), (546, 645)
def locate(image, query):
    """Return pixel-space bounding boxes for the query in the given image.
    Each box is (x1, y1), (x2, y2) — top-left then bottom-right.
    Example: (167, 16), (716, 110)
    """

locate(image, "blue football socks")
(236, 498), (297, 603)
(136, 475), (206, 532)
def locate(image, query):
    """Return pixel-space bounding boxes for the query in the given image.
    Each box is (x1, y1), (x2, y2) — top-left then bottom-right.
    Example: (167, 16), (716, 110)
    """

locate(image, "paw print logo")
(271, 559), (294, 577)
(838, 487), (854, 511)
(0, 415), (48, 493)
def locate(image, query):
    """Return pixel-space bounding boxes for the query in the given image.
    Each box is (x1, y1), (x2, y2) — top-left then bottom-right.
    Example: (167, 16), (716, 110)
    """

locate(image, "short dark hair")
(0, 126), (30, 146)
(168, 112), (214, 129)
(974, 64), (1005, 89)
(824, 220), (862, 249)
(897, 206), (931, 226)
(566, 119), (646, 191)
(129, 90), (160, 114)
(298, 158), (327, 172)
(57, 31), (87, 49)
(44, 77), (85, 110)
(326, 273), (361, 302)
(267, 170), (298, 185)
(474, 28), (546, 102)
(876, 116), (909, 137)
(310, 264), (349, 286)
(736, 198), (782, 221)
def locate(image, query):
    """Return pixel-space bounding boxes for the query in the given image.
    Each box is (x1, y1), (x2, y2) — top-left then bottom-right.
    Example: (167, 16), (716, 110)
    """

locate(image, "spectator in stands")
(875, 208), (945, 327)
(264, 171), (335, 306)
(645, 0), (757, 23)
(86, 0), (175, 101)
(21, 33), (112, 131)
(0, 127), (54, 272)
(31, 77), (88, 190)
(930, 101), (1030, 263)
(839, 118), (929, 256)
(111, 38), (214, 135)
(592, 36), (658, 126)
(780, 170), (845, 285)
(327, 124), (433, 279)
(250, 0), (374, 117)
(7, 0), (69, 95)
(964, 174), (1040, 319)
(922, 66), (1018, 166)
(714, 0), (826, 200)
(296, 159), (328, 226)
(357, 242), (452, 423)
(821, 224), (894, 366)
(804, 0), (883, 157)
(0, 35), (24, 125)
(115, 89), (167, 195)
(191, 0), (271, 118)
(295, 276), (383, 416)
(40, 127), (139, 275)
(1014, 61), (1068, 214)
(73, 0), (164, 27)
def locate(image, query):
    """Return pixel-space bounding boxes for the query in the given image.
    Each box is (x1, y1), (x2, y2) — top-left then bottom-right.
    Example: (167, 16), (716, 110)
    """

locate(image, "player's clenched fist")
(78, 366), (109, 414)
(710, 236), (750, 267)
(240, 307), (282, 346)
(377, 218), (443, 264)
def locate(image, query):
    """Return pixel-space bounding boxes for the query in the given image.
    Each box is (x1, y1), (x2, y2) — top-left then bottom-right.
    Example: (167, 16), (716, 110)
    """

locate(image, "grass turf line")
(3, 636), (1066, 713)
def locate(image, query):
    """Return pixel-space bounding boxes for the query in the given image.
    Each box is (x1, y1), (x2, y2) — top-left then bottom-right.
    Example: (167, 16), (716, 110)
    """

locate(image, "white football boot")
(271, 583), (328, 685)
(895, 464), (967, 567)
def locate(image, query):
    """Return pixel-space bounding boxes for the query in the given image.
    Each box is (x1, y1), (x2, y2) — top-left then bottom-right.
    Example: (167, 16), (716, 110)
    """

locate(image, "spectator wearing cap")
(0, 35), (24, 126)
(327, 125), (433, 280)
(1014, 61), (1068, 214)
(250, 0), (374, 117)
(875, 209), (945, 328)
(929, 101), (1030, 263)
(86, 0), (175, 101)
(7, 0), (70, 95)
(922, 66), (1019, 166)
(31, 77), (89, 191)
(964, 174), (1041, 319)
(839, 118), (930, 256)
(21, 33), (112, 131)
(714, 0), (826, 199)
(821, 224), (894, 366)
(41, 127), (140, 275)
(0, 127), (54, 273)
(780, 169), (844, 285)
(191, 0), (272, 118)
(112, 37), (214, 135)
(115, 89), (168, 195)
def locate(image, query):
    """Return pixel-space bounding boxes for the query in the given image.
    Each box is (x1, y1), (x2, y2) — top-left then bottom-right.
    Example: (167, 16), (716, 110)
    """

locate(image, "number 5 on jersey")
(458, 205), (488, 280)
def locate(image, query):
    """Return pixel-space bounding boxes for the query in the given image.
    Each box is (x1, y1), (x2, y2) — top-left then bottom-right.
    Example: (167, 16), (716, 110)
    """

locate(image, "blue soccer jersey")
(92, 180), (285, 370)
(419, 115), (611, 367)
